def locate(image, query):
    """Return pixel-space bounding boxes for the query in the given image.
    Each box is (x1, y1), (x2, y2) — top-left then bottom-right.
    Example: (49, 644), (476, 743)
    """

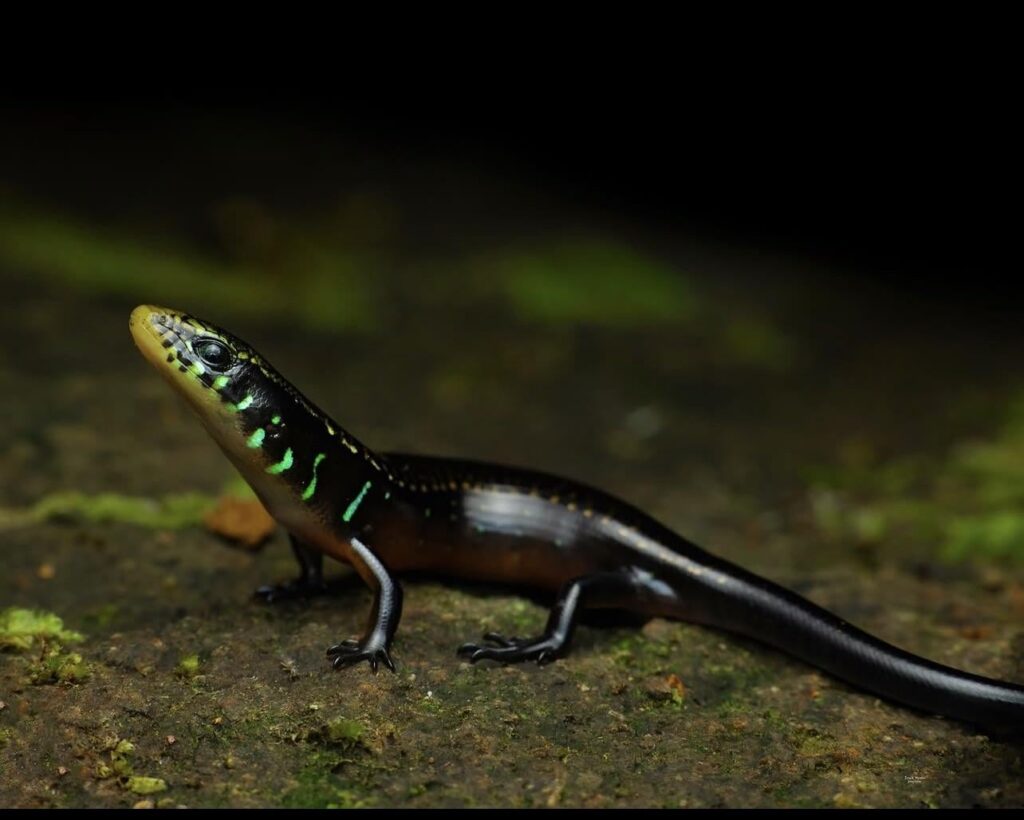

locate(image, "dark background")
(2, 55), (1015, 308)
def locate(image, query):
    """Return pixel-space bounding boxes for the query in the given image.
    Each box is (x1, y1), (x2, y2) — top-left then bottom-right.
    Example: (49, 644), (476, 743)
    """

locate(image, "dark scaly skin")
(129, 306), (1024, 732)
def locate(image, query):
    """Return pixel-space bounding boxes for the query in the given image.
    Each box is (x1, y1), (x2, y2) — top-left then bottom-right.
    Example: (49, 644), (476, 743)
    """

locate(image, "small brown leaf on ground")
(37, 562), (56, 580)
(958, 625), (994, 640)
(832, 747), (862, 766)
(1006, 582), (1024, 617)
(202, 496), (275, 549)
(644, 674), (686, 702)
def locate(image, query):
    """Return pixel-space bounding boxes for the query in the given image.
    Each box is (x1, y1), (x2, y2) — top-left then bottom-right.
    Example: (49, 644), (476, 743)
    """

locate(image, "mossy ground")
(1, 124), (1023, 806)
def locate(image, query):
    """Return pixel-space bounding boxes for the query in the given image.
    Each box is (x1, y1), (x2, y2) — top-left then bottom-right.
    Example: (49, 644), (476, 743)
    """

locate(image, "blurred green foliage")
(807, 391), (1024, 563)
(493, 239), (699, 326)
(27, 491), (215, 529)
(0, 198), (795, 372)
(0, 205), (377, 331)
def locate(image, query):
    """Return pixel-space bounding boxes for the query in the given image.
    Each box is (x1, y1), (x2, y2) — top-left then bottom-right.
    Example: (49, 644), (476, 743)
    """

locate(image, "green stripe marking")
(271, 414), (281, 425)
(301, 453), (327, 501)
(246, 428), (266, 449)
(343, 480), (372, 522)
(266, 447), (294, 475)
(233, 394), (254, 412)
(213, 375), (230, 390)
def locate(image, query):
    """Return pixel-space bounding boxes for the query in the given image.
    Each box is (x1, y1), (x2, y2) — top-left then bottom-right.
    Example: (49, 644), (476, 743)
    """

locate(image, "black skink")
(129, 304), (1024, 732)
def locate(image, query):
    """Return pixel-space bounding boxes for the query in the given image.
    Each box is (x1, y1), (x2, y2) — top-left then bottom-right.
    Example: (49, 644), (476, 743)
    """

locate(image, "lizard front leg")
(326, 536), (403, 673)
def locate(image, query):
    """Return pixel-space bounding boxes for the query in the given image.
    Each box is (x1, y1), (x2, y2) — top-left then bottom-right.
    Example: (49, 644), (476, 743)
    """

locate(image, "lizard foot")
(326, 639), (396, 673)
(456, 632), (562, 665)
(254, 577), (329, 603)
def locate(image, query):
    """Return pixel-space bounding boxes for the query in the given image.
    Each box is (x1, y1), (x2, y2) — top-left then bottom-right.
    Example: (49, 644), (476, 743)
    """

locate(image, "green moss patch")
(27, 648), (91, 684)
(93, 738), (168, 794)
(320, 717), (366, 747)
(0, 608), (83, 651)
(807, 390), (1024, 564)
(0, 476), (261, 533)
(125, 776), (169, 795)
(281, 770), (374, 809)
(176, 654), (201, 679)
(31, 491), (215, 529)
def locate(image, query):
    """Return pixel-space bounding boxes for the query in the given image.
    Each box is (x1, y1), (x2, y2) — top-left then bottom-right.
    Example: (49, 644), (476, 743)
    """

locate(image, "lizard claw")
(326, 639), (360, 654)
(482, 632), (528, 647)
(456, 632), (563, 665)
(327, 640), (396, 673)
(255, 577), (328, 603)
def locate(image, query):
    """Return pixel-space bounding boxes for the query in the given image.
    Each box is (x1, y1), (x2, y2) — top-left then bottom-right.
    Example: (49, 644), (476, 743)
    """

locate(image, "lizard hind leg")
(456, 571), (646, 665)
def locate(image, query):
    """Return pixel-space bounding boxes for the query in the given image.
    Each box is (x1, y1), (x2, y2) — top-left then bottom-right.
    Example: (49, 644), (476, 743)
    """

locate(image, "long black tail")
(688, 560), (1024, 732)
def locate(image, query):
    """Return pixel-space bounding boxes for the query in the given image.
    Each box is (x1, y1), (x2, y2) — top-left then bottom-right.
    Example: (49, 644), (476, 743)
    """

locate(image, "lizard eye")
(194, 338), (234, 369)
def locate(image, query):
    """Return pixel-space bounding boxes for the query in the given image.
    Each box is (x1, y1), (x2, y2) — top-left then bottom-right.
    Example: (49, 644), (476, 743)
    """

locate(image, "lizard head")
(130, 305), (376, 535)
(130, 304), (269, 434)
(130, 304), (328, 492)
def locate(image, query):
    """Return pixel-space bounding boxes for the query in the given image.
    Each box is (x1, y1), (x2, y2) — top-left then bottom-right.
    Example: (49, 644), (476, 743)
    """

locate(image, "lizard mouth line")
(129, 304), (178, 369)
